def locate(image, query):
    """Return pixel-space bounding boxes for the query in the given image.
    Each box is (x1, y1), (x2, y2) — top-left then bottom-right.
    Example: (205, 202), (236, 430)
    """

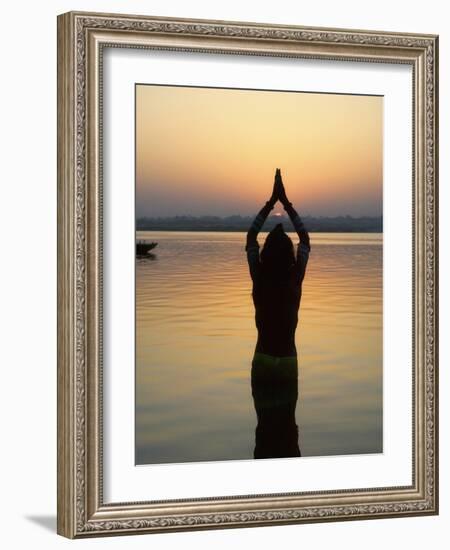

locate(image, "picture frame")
(57, 11), (439, 538)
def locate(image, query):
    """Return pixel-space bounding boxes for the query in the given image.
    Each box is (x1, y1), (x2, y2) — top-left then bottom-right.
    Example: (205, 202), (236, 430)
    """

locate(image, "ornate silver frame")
(57, 11), (439, 538)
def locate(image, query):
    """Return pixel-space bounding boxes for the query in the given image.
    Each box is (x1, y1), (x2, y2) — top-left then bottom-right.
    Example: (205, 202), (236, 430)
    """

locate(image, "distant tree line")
(136, 214), (382, 233)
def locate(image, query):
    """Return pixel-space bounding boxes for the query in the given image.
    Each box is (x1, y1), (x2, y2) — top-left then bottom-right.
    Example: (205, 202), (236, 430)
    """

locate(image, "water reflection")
(135, 231), (383, 465)
(251, 355), (301, 458)
(137, 252), (157, 262)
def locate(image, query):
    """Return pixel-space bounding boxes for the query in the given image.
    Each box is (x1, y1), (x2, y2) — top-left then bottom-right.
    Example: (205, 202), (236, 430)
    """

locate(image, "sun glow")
(136, 85), (382, 217)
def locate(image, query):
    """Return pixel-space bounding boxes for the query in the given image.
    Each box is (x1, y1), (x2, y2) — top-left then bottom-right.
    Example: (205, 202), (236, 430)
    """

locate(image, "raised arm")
(276, 170), (310, 282)
(275, 169), (310, 249)
(245, 174), (277, 280)
(246, 200), (275, 248)
(283, 202), (310, 250)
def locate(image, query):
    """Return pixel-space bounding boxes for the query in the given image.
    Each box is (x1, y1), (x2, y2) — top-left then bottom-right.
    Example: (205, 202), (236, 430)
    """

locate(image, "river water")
(135, 231), (382, 464)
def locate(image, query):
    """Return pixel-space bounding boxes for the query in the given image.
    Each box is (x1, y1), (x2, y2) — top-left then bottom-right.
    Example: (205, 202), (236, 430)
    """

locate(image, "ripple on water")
(135, 232), (383, 464)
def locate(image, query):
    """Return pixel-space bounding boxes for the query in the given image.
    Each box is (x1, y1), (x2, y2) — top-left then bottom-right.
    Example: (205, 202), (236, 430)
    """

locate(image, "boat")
(136, 241), (158, 256)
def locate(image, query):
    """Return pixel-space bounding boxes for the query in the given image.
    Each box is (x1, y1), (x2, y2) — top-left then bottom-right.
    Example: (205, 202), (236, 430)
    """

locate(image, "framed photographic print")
(57, 11), (439, 538)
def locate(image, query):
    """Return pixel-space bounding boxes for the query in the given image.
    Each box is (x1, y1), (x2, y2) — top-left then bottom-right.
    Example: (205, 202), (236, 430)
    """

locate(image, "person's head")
(260, 223), (295, 276)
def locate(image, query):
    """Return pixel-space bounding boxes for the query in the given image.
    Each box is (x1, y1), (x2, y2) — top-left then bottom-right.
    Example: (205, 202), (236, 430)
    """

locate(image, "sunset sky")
(136, 84), (382, 218)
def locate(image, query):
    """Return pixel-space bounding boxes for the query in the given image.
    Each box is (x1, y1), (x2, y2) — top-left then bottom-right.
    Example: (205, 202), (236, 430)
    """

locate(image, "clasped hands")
(268, 168), (290, 208)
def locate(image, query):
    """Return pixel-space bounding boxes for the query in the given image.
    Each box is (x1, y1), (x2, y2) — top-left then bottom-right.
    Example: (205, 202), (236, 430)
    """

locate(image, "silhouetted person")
(246, 169), (310, 459)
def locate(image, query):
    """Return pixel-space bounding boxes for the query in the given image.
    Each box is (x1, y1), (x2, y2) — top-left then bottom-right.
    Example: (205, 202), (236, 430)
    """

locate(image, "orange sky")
(136, 84), (382, 217)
